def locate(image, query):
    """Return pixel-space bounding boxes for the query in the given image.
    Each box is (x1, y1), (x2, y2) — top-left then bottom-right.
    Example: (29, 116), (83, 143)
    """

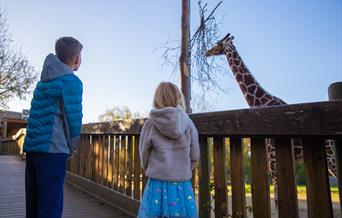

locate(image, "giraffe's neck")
(224, 45), (286, 107)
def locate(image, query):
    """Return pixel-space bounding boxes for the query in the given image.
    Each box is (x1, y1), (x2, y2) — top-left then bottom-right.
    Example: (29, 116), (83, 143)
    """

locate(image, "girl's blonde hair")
(153, 82), (185, 109)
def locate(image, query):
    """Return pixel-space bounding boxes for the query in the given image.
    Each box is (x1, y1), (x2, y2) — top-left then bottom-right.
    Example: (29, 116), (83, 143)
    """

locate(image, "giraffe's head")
(206, 33), (234, 57)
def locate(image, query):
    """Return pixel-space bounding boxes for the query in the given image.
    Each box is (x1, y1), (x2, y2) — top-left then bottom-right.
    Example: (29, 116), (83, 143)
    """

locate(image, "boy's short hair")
(55, 37), (83, 65)
(153, 82), (186, 109)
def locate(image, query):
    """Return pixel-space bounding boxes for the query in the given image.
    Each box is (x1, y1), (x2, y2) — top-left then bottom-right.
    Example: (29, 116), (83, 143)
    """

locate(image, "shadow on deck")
(0, 155), (130, 218)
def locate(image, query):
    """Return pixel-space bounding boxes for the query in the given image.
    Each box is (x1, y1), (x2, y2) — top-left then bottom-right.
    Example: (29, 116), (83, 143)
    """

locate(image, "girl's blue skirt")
(137, 178), (198, 218)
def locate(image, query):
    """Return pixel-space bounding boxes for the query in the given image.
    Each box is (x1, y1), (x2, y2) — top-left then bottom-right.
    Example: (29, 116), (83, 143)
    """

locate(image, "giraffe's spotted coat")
(206, 33), (337, 203)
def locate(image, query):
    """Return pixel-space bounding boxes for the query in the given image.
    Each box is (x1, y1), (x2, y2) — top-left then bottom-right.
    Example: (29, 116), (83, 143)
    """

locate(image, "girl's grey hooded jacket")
(139, 106), (200, 182)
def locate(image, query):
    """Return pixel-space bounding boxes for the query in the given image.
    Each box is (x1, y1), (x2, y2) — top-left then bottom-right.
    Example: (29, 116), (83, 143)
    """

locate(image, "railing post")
(114, 135), (120, 191)
(94, 135), (100, 183)
(328, 81), (342, 212)
(103, 135), (109, 187)
(198, 136), (210, 218)
(91, 135), (96, 181)
(85, 135), (92, 179)
(99, 135), (104, 185)
(120, 135), (127, 193)
(133, 135), (141, 200)
(78, 136), (85, 177)
(213, 136), (228, 218)
(303, 139), (333, 218)
(108, 136), (114, 188)
(230, 137), (247, 218)
(2, 120), (7, 138)
(251, 138), (271, 218)
(126, 135), (133, 197)
(275, 138), (299, 218)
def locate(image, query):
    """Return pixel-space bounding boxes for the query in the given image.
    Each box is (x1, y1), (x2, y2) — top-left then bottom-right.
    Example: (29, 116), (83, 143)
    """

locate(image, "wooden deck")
(0, 155), (130, 218)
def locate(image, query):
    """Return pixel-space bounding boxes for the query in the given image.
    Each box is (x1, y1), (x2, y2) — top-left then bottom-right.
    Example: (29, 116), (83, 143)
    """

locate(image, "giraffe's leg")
(293, 139), (337, 177)
(268, 138), (307, 208)
(326, 140), (337, 178)
(265, 138), (278, 207)
(291, 139), (336, 177)
(292, 139), (336, 177)
(292, 138), (304, 162)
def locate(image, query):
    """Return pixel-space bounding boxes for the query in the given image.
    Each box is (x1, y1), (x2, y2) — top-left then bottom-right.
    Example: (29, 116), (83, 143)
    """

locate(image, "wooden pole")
(328, 81), (342, 211)
(180, 0), (191, 113)
(2, 120), (7, 138)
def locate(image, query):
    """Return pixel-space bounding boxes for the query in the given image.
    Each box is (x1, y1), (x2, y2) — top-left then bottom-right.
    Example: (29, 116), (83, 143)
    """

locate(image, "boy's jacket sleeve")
(62, 77), (83, 153)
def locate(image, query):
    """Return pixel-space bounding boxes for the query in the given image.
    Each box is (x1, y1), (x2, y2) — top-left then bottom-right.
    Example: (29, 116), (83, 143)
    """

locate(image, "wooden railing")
(67, 101), (342, 218)
(0, 128), (26, 155)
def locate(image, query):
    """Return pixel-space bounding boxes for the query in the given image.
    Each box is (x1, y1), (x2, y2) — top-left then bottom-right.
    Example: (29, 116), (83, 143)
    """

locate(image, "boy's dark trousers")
(25, 152), (68, 218)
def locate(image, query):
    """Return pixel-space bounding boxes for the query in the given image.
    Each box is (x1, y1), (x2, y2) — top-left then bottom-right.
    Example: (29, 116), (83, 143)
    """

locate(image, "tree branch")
(0, 6), (37, 108)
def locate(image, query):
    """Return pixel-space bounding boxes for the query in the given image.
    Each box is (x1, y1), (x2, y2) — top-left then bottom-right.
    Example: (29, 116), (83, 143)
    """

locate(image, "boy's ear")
(74, 55), (81, 65)
(72, 54), (82, 71)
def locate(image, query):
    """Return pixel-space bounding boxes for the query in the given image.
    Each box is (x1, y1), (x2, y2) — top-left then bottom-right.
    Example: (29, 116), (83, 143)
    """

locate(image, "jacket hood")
(149, 106), (190, 139)
(40, 53), (74, 82)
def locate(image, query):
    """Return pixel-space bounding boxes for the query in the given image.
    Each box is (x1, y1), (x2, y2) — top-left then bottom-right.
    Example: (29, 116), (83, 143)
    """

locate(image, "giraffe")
(205, 33), (337, 203)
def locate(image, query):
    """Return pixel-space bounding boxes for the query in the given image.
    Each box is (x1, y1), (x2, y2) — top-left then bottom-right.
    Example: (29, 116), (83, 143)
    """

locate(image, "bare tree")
(191, 91), (215, 113)
(190, 1), (226, 92)
(159, 1), (226, 98)
(98, 106), (147, 122)
(0, 8), (36, 109)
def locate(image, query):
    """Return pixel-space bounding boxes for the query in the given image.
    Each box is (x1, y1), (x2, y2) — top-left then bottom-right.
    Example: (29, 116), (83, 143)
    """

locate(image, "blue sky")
(2, 0), (341, 123)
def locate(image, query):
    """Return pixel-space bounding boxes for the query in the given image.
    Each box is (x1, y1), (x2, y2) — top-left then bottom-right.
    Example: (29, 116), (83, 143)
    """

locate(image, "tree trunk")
(180, 0), (191, 113)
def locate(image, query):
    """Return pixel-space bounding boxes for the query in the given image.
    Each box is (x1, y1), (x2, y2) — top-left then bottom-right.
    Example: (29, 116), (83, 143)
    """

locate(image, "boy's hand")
(68, 151), (77, 160)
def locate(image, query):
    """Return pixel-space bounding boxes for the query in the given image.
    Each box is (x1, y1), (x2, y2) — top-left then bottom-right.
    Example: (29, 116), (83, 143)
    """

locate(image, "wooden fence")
(66, 101), (341, 217)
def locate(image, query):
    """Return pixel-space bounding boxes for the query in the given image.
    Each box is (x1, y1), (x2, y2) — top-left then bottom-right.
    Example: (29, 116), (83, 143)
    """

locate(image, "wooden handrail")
(82, 101), (342, 138)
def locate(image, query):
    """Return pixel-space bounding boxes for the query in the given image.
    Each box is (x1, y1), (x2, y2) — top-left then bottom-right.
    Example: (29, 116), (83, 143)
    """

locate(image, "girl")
(138, 82), (200, 218)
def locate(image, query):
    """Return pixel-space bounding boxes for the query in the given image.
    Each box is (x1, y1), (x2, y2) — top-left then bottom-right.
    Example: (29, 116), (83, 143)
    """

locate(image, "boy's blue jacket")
(23, 54), (83, 154)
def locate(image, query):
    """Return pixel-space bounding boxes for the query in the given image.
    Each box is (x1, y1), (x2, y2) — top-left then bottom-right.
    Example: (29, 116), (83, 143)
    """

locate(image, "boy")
(24, 37), (83, 218)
